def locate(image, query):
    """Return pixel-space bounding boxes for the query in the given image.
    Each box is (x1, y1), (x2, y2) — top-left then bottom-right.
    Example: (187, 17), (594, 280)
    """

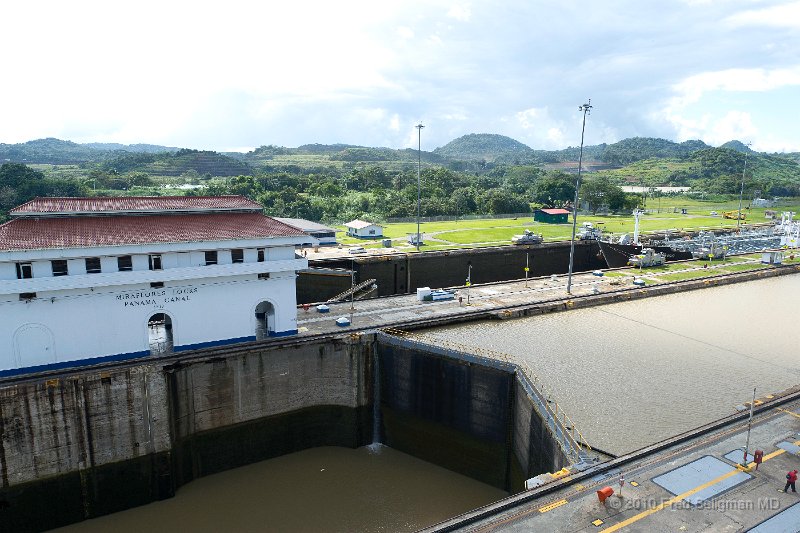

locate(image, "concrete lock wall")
(375, 335), (570, 492)
(0, 336), (373, 531)
(0, 366), (173, 531)
(298, 242), (604, 303)
(0, 333), (570, 530)
(167, 336), (373, 486)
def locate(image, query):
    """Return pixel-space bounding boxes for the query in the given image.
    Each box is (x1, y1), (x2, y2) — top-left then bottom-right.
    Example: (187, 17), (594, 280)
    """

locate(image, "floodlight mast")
(566, 100), (592, 295)
(415, 123), (425, 251)
(737, 142), (752, 232)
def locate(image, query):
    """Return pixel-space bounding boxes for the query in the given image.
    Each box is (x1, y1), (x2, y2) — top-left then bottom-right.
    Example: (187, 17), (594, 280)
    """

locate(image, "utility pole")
(567, 100), (592, 294)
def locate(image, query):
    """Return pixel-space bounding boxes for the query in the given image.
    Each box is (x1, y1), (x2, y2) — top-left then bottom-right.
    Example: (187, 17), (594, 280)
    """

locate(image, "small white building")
(0, 195), (309, 376)
(275, 217), (337, 246)
(344, 219), (383, 239)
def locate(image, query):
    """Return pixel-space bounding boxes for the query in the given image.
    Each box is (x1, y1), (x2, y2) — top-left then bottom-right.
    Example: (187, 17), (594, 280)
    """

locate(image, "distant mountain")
(0, 138), (104, 164)
(719, 140), (753, 153)
(296, 143), (363, 154)
(0, 135), (780, 180)
(84, 142), (180, 153)
(434, 133), (536, 163)
(532, 144), (607, 164)
(600, 137), (709, 166)
(102, 149), (252, 177)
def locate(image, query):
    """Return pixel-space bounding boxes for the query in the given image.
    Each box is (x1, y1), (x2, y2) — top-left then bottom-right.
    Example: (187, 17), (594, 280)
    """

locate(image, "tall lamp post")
(415, 123), (425, 251)
(737, 142), (752, 233)
(566, 100), (592, 294)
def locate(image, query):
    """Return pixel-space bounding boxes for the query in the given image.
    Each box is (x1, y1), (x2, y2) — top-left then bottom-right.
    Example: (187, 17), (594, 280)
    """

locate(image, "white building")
(275, 217), (337, 246)
(344, 219), (383, 239)
(0, 195), (309, 376)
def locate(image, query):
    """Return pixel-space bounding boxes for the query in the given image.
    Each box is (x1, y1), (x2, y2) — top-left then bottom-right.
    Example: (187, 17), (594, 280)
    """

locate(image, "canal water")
(423, 273), (800, 456)
(54, 274), (800, 531)
(54, 445), (506, 532)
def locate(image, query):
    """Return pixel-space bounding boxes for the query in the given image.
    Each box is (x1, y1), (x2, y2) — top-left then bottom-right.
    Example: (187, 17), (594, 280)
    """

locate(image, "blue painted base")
(174, 336), (257, 352)
(0, 349), (150, 378)
(269, 329), (298, 337)
(0, 331), (300, 378)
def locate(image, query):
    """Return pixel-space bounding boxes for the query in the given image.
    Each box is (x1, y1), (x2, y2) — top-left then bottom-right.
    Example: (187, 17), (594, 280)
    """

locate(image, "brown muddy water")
(422, 274), (800, 456)
(53, 445), (506, 532)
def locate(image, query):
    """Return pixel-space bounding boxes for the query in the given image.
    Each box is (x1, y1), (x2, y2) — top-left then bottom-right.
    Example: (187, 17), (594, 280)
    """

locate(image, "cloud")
(726, 1), (800, 29)
(661, 65), (800, 149)
(2, 1), (800, 152)
(447, 3), (472, 21)
(670, 67), (800, 108)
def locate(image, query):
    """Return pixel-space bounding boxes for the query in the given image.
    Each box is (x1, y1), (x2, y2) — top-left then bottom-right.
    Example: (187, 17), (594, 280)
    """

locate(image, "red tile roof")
(10, 195), (262, 216)
(0, 213), (305, 251)
(538, 208), (570, 215)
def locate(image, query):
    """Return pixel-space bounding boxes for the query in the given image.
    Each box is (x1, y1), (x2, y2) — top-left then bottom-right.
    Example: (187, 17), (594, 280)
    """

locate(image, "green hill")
(0, 138), (106, 164)
(84, 142), (180, 153)
(600, 137), (709, 166)
(433, 133), (536, 163)
(102, 149), (252, 177)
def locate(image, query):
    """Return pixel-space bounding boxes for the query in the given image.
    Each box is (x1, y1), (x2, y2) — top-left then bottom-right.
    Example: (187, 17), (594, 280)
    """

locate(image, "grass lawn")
(328, 195), (800, 249)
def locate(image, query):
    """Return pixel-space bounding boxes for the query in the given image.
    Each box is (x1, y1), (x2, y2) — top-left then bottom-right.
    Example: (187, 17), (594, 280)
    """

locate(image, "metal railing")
(381, 328), (592, 462)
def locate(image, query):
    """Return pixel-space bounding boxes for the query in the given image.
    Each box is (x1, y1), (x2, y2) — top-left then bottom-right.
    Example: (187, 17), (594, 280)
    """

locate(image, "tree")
(532, 171), (575, 207)
(580, 175), (626, 214)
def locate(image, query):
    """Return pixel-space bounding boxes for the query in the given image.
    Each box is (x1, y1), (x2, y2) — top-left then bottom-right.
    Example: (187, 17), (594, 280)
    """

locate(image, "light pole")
(737, 142), (752, 232)
(566, 100), (592, 294)
(743, 387), (756, 466)
(350, 258), (355, 325)
(466, 263), (472, 305)
(415, 123), (425, 251)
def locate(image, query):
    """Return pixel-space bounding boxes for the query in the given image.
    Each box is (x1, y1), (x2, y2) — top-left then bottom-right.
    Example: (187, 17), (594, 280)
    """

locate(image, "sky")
(2, 0), (799, 153)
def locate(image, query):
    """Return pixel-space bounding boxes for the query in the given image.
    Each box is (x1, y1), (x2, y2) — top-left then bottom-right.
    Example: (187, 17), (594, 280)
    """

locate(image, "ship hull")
(597, 241), (693, 268)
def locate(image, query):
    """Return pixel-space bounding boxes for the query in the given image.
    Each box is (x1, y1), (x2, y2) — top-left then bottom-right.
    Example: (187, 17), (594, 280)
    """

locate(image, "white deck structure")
(0, 195), (309, 376)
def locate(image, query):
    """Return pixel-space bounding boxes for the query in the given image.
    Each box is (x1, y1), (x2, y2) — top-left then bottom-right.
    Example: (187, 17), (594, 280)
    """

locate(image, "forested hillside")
(434, 133), (537, 164)
(1, 134), (799, 224)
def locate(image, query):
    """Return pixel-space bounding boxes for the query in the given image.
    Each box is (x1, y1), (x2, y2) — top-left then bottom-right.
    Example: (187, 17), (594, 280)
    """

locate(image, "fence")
(386, 212), (533, 224)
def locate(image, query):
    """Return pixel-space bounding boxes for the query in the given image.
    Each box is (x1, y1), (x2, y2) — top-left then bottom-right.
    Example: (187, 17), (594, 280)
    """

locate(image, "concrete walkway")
(440, 399), (800, 532)
(296, 257), (796, 337)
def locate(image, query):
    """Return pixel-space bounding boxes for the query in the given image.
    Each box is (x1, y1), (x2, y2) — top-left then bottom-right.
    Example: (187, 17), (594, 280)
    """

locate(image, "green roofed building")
(534, 208), (570, 224)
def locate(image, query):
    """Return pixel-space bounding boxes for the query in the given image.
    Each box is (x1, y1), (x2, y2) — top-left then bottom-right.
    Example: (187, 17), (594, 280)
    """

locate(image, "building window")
(258, 273), (270, 280)
(204, 251), (218, 265)
(85, 257), (101, 274)
(149, 254), (162, 270)
(231, 249), (244, 264)
(15, 262), (33, 279)
(51, 260), (68, 277)
(150, 282), (164, 289)
(257, 248), (265, 262)
(19, 292), (36, 301)
(118, 255), (133, 272)
(369, 230), (375, 235)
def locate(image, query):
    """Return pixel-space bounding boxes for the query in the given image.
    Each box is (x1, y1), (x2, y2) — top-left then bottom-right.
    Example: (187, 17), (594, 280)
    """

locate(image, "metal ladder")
(326, 278), (377, 303)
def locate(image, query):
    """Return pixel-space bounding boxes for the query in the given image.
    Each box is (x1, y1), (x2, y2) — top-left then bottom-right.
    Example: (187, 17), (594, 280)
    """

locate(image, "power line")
(597, 308), (800, 374)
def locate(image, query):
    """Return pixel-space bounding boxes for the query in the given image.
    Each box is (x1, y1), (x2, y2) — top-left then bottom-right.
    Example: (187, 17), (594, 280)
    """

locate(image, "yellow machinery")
(723, 210), (746, 220)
